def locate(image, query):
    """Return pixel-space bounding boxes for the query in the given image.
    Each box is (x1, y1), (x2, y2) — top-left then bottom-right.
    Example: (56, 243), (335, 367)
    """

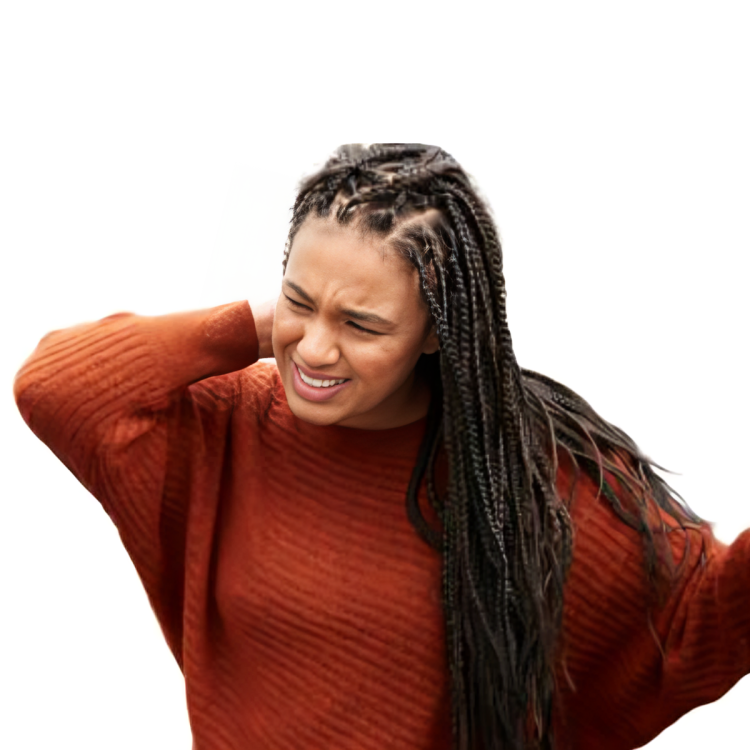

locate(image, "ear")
(421, 324), (440, 355)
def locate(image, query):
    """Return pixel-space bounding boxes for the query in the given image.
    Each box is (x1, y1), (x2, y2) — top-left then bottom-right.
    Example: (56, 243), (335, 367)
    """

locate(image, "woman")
(14, 144), (750, 750)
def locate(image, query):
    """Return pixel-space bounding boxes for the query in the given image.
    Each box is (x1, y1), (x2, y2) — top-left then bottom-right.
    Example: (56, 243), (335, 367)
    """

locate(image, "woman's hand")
(250, 297), (276, 359)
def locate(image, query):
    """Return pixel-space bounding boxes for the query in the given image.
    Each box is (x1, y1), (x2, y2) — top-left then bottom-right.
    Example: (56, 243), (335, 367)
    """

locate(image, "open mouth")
(291, 362), (351, 401)
(296, 367), (349, 388)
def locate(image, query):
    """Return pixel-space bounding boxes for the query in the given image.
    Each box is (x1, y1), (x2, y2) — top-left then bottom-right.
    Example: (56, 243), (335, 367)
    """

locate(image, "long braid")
(439, 186), (544, 742)
(282, 144), (703, 750)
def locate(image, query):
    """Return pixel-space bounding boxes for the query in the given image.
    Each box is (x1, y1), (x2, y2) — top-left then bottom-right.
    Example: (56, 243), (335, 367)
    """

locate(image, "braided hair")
(282, 144), (703, 750)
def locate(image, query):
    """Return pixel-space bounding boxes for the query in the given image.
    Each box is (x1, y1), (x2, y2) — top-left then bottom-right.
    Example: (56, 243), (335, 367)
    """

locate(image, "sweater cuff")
(194, 300), (260, 376)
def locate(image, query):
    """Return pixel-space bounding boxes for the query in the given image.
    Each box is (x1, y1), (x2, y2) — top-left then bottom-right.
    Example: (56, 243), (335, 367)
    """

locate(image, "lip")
(294, 361), (350, 381)
(291, 361), (352, 403)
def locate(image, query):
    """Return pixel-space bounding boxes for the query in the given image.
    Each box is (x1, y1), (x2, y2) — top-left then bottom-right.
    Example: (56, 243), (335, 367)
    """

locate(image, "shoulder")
(555, 445), (713, 585)
(555, 448), (652, 536)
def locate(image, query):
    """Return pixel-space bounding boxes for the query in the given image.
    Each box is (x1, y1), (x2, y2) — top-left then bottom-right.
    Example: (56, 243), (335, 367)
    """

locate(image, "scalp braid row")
(282, 144), (703, 750)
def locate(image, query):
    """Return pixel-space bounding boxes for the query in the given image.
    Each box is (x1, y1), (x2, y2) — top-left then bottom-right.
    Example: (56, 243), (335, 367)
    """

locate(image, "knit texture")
(14, 301), (750, 750)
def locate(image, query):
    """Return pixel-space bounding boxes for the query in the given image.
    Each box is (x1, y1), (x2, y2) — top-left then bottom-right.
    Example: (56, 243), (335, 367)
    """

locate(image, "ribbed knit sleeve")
(555, 451), (750, 749)
(647, 525), (750, 726)
(13, 301), (260, 666)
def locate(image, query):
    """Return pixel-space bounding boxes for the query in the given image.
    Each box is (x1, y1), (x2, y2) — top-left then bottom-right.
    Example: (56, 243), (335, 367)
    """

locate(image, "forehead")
(287, 215), (416, 288)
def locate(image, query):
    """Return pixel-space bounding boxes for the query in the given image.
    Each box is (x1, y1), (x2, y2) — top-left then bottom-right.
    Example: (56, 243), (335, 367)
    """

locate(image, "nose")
(295, 318), (341, 369)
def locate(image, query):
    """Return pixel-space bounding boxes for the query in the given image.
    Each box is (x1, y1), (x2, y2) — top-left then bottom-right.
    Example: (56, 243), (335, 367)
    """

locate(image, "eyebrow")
(283, 280), (396, 327)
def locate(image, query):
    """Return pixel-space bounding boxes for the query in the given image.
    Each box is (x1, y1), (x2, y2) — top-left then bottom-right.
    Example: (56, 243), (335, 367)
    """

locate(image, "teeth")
(297, 366), (347, 388)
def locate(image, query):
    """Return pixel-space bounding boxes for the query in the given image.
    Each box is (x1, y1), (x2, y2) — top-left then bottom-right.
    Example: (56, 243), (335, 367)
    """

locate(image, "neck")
(336, 368), (432, 430)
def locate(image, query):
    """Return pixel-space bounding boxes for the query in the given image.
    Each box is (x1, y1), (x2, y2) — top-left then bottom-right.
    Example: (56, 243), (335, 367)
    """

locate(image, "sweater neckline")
(293, 411), (429, 438)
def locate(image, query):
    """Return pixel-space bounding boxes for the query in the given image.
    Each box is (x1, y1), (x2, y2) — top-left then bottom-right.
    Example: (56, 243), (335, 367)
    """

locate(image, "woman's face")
(273, 215), (439, 430)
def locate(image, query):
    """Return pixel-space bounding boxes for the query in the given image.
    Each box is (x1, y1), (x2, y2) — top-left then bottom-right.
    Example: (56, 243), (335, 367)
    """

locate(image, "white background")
(2, 1), (749, 748)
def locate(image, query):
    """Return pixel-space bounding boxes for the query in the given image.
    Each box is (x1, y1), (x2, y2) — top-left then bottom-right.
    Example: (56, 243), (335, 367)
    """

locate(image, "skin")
(269, 215), (440, 430)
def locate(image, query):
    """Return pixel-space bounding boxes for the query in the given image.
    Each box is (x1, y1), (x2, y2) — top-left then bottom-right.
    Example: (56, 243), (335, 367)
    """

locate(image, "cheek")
(273, 310), (303, 347)
(352, 340), (419, 383)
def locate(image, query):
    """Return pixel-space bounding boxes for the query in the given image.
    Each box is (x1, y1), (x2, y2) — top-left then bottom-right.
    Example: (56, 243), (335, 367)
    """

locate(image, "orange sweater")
(13, 300), (750, 750)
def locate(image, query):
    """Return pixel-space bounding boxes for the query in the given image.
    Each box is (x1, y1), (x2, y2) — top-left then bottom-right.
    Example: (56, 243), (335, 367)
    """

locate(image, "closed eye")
(285, 295), (310, 310)
(347, 321), (381, 335)
(285, 295), (383, 336)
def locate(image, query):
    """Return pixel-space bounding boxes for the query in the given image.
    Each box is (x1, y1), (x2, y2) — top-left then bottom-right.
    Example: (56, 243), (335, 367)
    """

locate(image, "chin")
(283, 390), (346, 426)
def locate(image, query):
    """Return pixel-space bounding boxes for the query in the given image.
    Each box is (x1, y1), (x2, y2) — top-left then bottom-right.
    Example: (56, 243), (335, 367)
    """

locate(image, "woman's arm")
(652, 524), (750, 717)
(14, 301), (260, 487)
(13, 300), (264, 665)
(555, 452), (750, 748)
